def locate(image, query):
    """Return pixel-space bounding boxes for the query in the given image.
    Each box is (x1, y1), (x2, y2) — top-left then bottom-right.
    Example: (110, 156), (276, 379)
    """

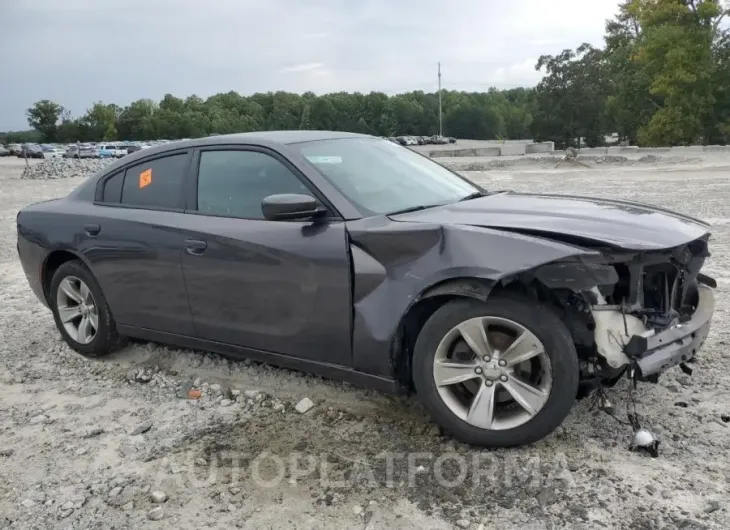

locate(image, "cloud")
(279, 63), (326, 73)
(0, 0), (623, 130)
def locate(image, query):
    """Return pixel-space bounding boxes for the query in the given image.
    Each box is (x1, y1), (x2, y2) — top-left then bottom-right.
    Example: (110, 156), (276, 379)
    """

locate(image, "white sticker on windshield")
(306, 155), (342, 164)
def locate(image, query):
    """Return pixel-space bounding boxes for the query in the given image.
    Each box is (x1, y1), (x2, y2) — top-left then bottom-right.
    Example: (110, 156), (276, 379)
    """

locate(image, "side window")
(121, 153), (187, 209)
(102, 172), (124, 203)
(197, 150), (311, 219)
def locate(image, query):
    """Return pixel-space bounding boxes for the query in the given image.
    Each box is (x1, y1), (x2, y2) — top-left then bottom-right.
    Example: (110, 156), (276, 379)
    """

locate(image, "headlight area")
(517, 239), (716, 384)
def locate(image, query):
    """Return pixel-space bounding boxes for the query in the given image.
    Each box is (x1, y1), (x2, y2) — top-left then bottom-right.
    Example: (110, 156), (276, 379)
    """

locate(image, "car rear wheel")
(412, 294), (579, 447)
(49, 260), (126, 358)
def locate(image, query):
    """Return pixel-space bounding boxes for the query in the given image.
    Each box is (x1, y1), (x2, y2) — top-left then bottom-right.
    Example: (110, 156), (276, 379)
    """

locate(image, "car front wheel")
(49, 260), (126, 358)
(412, 294), (579, 447)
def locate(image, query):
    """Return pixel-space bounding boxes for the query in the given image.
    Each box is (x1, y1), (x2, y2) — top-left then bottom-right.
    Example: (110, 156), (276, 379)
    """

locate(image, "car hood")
(389, 191), (711, 250)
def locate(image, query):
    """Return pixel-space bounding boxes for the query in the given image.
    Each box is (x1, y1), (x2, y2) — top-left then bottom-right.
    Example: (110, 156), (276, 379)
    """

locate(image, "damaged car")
(15, 131), (715, 447)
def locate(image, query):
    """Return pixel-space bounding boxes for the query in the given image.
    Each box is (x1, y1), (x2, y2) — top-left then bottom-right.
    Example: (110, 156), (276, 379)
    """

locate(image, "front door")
(179, 147), (352, 365)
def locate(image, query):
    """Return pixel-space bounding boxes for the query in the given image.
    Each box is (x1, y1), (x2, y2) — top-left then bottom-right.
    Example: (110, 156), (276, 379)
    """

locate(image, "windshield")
(294, 137), (480, 215)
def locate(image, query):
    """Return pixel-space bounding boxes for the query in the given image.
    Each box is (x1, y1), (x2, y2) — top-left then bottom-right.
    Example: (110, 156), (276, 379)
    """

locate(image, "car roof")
(68, 130), (375, 201)
(92, 130), (372, 173)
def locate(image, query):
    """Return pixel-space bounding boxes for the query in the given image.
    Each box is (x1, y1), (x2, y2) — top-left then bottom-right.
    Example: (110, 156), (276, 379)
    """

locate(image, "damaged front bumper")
(624, 285), (715, 378)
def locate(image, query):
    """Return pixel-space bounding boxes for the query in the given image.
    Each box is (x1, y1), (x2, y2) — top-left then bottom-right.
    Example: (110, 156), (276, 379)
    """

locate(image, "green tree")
(26, 100), (64, 142)
(630, 0), (726, 145)
(531, 44), (609, 147)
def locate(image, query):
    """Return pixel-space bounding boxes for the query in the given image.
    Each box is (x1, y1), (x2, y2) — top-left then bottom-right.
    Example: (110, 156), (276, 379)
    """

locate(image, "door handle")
(84, 224), (101, 236)
(184, 239), (207, 255)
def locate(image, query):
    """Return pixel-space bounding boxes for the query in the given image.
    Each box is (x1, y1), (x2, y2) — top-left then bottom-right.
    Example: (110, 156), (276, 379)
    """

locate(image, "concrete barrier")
(578, 147), (607, 155)
(607, 146), (640, 154)
(498, 144), (527, 156)
(452, 149), (477, 157)
(525, 142), (554, 154)
(474, 147), (502, 157)
(429, 150), (454, 157)
(704, 145), (730, 152)
(670, 145), (704, 154)
(638, 147), (671, 153)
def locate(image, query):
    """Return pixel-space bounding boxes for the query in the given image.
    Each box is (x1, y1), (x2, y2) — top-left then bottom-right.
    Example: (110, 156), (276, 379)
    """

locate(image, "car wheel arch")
(391, 277), (496, 390)
(42, 249), (93, 304)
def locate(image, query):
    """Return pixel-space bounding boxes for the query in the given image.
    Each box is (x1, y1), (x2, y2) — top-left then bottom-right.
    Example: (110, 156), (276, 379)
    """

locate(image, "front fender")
(346, 219), (598, 379)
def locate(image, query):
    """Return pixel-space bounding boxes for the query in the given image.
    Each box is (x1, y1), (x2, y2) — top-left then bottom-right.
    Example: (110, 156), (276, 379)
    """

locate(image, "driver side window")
(196, 150), (311, 219)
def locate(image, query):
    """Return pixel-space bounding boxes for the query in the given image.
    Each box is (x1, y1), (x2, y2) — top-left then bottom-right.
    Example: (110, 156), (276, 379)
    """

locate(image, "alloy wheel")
(56, 276), (99, 345)
(433, 316), (552, 430)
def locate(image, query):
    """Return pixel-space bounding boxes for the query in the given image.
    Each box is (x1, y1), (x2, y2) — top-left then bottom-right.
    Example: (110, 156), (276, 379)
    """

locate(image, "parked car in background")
(18, 144), (44, 159)
(7, 144), (23, 155)
(42, 147), (66, 159)
(15, 131), (717, 448)
(96, 145), (116, 158)
(0, 146), (10, 156)
(64, 145), (97, 159)
(126, 145), (144, 155)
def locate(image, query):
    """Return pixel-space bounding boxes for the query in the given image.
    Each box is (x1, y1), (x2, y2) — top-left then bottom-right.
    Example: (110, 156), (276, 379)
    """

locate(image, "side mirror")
(261, 194), (324, 221)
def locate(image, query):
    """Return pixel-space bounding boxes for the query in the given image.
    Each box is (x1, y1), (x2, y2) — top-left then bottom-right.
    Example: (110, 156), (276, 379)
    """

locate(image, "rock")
(537, 487), (559, 506)
(147, 506), (165, 521)
(456, 519), (471, 529)
(20, 499), (35, 508)
(0, 449), (14, 457)
(295, 398), (314, 414)
(677, 376), (692, 387)
(29, 414), (48, 425)
(231, 390), (241, 397)
(244, 390), (261, 399)
(20, 158), (116, 181)
(108, 487), (123, 498)
(353, 504), (363, 515)
(81, 426), (104, 438)
(220, 399), (232, 407)
(150, 491), (167, 504)
(227, 504), (236, 512)
(704, 500), (721, 514)
(131, 422), (153, 436)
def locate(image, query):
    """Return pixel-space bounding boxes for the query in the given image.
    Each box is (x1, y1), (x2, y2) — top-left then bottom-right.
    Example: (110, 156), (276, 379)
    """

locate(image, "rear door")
(178, 146), (352, 365)
(89, 150), (195, 335)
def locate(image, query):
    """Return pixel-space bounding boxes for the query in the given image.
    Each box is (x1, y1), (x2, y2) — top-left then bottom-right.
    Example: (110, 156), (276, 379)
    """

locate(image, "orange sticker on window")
(139, 169), (152, 188)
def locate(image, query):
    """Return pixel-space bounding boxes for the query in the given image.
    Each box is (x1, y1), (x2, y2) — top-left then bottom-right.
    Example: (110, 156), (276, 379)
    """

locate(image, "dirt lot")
(1, 155), (729, 530)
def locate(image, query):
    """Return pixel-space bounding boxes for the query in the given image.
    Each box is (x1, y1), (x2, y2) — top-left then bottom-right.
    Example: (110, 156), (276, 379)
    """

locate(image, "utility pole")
(438, 62), (443, 137)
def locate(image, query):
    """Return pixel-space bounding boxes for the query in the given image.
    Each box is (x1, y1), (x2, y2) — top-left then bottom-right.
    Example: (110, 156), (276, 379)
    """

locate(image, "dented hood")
(389, 191), (711, 250)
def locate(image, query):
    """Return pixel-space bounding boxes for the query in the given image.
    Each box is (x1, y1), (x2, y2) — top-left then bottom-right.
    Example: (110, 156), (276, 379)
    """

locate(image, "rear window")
(102, 172), (124, 202)
(120, 154), (188, 209)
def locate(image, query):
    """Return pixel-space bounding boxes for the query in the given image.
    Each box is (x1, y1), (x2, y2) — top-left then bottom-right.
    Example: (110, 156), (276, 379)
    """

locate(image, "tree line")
(3, 0), (729, 148)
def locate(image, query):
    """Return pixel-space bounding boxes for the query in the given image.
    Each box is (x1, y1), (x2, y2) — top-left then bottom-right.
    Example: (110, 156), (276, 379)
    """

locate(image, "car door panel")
(179, 215), (352, 365)
(77, 206), (194, 335)
(179, 146), (352, 365)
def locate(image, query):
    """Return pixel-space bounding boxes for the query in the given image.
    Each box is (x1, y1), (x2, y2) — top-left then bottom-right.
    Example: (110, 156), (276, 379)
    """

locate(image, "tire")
(412, 293), (579, 447)
(49, 260), (126, 358)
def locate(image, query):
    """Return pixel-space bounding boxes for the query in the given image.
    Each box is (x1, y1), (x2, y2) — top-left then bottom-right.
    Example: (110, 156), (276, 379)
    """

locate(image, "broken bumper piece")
(625, 285), (715, 378)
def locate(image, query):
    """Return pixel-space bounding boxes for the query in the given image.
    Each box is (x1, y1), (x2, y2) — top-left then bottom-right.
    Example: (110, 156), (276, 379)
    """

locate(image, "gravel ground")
(1, 155), (729, 530)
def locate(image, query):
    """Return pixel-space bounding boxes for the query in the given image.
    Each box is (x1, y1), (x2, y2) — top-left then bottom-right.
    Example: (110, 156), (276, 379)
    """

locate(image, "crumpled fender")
(345, 218), (600, 379)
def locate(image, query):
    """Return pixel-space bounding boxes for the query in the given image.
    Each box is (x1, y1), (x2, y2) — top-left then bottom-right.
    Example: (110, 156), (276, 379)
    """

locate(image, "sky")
(0, 0), (622, 131)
